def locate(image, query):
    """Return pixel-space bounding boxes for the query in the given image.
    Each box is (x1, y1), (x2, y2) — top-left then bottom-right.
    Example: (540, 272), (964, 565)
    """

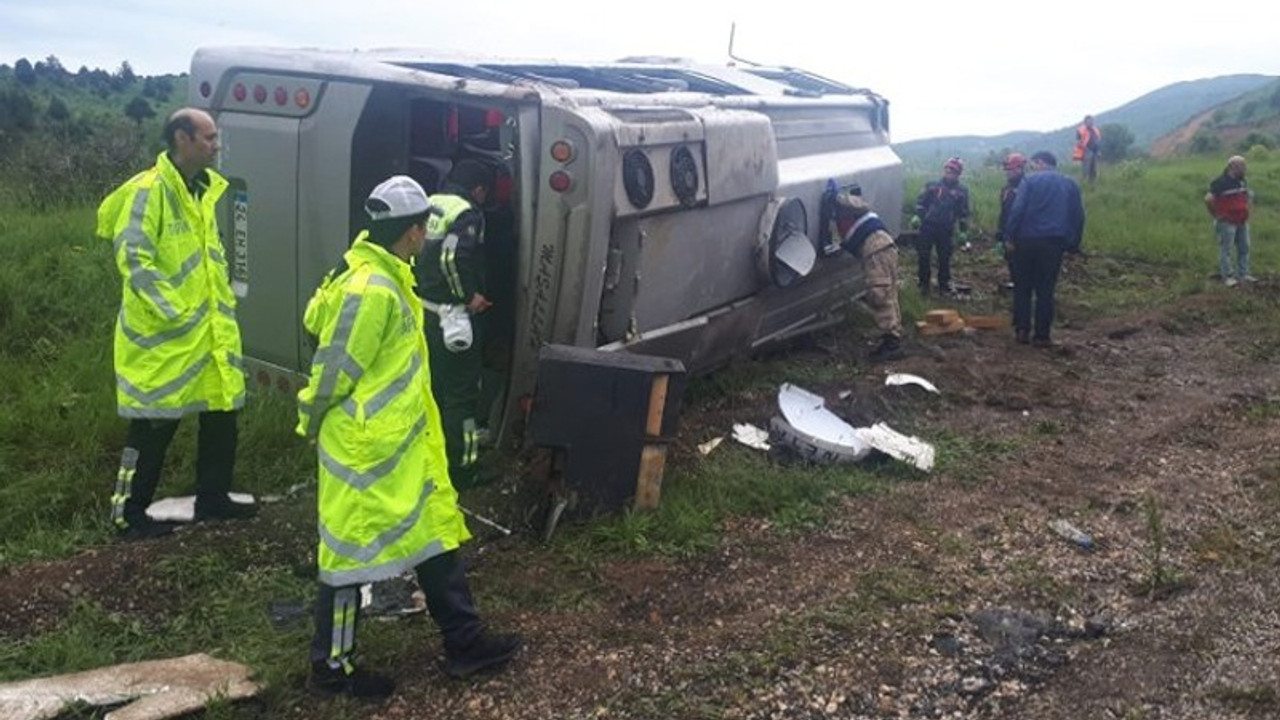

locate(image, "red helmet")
(1003, 152), (1027, 171)
(943, 156), (964, 175)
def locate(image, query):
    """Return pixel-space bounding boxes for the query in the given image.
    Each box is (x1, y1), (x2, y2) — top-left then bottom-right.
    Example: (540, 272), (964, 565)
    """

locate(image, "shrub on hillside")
(1, 120), (148, 211)
(1099, 123), (1135, 162)
(1190, 131), (1223, 155)
(1113, 159), (1148, 181)
(1236, 132), (1276, 153)
(1246, 145), (1272, 162)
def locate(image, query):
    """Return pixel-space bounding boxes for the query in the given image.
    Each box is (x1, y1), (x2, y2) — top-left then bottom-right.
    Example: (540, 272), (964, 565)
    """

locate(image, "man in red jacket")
(1204, 155), (1253, 287)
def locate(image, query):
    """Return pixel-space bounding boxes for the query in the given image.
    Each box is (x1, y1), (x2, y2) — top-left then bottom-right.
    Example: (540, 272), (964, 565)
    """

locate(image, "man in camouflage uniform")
(833, 189), (904, 363)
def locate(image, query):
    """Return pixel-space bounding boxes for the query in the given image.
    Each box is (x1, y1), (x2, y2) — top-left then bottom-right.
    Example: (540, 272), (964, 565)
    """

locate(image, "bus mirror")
(756, 197), (814, 288)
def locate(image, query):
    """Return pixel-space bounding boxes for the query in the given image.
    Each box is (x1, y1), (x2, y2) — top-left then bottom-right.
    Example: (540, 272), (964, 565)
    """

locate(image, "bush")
(1099, 123), (1135, 162)
(0, 120), (148, 212)
(1190, 131), (1223, 155)
(1236, 132), (1276, 153)
(1114, 159), (1148, 181)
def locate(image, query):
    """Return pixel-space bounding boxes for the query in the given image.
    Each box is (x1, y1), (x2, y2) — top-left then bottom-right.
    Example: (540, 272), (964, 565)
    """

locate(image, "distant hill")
(894, 74), (1277, 170)
(1150, 78), (1280, 157)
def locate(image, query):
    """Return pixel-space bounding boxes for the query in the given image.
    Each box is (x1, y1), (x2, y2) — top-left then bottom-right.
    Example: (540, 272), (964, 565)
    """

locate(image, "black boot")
(308, 661), (395, 700)
(117, 517), (178, 542)
(868, 335), (904, 364)
(194, 496), (259, 521)
(443, 632), (523, 679)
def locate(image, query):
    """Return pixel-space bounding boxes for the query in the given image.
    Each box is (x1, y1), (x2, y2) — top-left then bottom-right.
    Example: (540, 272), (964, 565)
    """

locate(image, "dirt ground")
(4, 250), (1280, 720)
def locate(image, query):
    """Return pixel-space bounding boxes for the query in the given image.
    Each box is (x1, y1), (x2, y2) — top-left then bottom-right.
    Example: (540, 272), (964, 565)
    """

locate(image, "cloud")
(3, 0), (1278, 141)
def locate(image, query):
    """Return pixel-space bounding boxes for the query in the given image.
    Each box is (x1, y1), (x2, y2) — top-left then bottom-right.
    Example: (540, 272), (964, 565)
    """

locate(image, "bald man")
(96, 108), (255, 541)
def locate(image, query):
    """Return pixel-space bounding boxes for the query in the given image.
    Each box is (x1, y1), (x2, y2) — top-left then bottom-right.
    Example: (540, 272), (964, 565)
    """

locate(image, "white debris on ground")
(768, 383), (935, 471)
(885, 372), (940, 394)
(775, 383), (872, 462)
(145, 493), (256, 523)
(698, 437), (725, 456)
(855, 422), (936, 472)
(732, 423), (772, 451)
(0, 653), (259, 720)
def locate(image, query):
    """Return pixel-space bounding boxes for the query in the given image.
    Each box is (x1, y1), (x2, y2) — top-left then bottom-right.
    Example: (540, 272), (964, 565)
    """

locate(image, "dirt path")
(4, 270), (1280, 720)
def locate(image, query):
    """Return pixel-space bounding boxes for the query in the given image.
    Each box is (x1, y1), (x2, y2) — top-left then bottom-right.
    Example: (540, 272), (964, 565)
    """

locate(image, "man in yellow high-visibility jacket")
(298, 176), (521, 699)
(97, 108), (256, 542)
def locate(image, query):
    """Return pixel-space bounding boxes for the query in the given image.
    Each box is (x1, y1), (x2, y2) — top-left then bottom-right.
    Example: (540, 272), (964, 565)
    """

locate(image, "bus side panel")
(215, 113), (301, 372)
(776, 145), (905, 237)
(602, 199), (764, 341)
(295, 82), (377, 368)
(527, 105), (615, 351)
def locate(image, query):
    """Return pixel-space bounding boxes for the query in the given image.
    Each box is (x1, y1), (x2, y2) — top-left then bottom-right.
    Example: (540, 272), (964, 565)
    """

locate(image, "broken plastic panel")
(777, 383), (871, 459)
(146, 493), (256, 523)
(885, 373), (939, 394)
(731, 423), (772, 451)
(0, 653), (259, 720)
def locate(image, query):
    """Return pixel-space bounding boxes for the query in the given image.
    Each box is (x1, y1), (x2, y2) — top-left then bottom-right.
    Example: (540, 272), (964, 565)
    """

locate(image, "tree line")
(0, 56), (186, 210)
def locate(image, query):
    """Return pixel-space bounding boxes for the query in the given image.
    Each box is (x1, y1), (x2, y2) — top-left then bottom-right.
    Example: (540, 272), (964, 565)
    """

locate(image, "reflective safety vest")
(96, 152), (244, 419)
(297, 235), (470, 587)
(423, 193), (477, 301)
(1073, 124), (1100, 161)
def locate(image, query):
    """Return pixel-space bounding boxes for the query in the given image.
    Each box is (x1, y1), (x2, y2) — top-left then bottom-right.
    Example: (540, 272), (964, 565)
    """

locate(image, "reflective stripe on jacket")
(420, 193), (482, 301)
(96, 152), (244, 419)
(297, 234), (470, 587)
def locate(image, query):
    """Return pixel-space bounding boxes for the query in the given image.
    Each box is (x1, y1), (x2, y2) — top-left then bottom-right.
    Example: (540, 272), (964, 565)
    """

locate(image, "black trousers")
(1011, 238), (1066, 341)
(310, 549), (484, 667)
(112, 410), (238, 528)
(916, 227), (954, 290)
(425, 312), (483, 486)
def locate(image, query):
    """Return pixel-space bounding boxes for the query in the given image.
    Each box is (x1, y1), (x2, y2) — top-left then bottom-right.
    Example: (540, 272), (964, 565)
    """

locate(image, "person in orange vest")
(1073, 115), (1101, 183)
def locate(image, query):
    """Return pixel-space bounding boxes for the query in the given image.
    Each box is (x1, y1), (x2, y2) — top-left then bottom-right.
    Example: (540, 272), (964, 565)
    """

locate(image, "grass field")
(0, 151), (1276, 716)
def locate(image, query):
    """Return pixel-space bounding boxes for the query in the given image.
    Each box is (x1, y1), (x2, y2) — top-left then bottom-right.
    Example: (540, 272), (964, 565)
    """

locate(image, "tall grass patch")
(0, 205), (311, 564)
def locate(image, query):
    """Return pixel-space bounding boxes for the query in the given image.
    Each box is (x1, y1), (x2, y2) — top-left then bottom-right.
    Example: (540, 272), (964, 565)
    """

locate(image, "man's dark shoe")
(443, 632), (523, 679)
(308, 661), (395, 700)
(868, 336), (905, 364)
(117, 518), (178, 542)
(1032, 337), (1053, 349)
(194, 498), (259, 522)
(1015, 329), (1030, 345)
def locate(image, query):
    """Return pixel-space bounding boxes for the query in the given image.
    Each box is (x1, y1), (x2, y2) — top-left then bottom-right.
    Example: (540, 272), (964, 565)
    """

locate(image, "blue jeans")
(1215, 220), (1250, 280)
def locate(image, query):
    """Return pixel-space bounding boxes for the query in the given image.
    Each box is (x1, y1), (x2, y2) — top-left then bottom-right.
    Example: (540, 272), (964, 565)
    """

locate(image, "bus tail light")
(549, 171), (572, 193)
(550, 140), (574, 163)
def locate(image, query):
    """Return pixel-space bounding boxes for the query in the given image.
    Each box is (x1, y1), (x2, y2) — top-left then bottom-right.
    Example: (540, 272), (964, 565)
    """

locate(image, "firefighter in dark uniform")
(910, 156), (971, 296)
(415, 159), (494, 489)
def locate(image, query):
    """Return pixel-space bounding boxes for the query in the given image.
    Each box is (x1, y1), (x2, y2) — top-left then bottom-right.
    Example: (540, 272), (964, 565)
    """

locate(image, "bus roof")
(191, 46), (885, 105)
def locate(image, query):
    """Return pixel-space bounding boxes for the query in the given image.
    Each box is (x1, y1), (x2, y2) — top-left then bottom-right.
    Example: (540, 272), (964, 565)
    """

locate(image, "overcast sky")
(4, 0), (1279, 142)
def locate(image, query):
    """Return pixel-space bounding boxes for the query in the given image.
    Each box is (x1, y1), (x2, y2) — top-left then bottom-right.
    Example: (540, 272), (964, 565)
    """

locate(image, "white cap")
(364, 175), (430, 221)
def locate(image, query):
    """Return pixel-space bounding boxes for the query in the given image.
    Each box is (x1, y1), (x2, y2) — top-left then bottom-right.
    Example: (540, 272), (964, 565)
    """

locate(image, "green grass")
(1, 152), (1278, 715)
(567, 445), (891, 558)
(908, 153), (1280, 316)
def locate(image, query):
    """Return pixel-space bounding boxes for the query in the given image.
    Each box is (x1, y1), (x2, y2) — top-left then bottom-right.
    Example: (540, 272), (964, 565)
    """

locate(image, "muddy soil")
(4, 251), (1280, 720)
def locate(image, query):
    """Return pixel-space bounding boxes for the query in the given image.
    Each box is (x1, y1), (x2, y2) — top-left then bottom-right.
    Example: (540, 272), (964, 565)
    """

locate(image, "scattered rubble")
(0, 653), (259, 720)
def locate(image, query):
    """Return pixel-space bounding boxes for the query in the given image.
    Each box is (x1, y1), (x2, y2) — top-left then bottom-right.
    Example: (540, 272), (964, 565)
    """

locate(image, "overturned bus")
(187, 47), (904, 445)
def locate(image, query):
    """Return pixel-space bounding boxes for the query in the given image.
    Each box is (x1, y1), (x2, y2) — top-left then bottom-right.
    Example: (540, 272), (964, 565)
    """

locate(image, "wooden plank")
(646, 374), (669, 437)
(634, 444), (667, 511)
